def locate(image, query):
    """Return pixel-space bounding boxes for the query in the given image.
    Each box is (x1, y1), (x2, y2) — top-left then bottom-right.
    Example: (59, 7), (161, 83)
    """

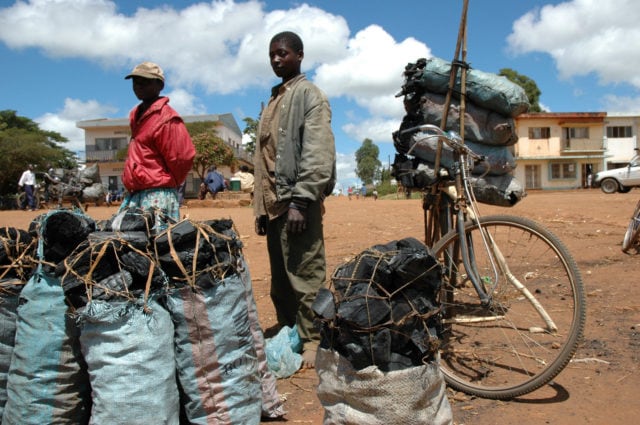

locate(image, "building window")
(563, 127), (589, 139)
(550, 162), (577, 179)
(95, 137), (128, 151)
(606, 126), (632, 138)
(528, 127), (550, 139)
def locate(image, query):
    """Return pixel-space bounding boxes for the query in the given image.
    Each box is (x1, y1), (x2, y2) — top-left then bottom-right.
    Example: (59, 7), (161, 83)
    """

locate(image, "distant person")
(177, 180), (187, 206)
(119, 61), (195, 229)
(253, 31), (336, 369)
(372, 188), (378, 201)
(234, 165), (255, 194)
(202, 165), (226, 199)
(360, 185), (367, 198)
(347, 186), (353, 200)
(18, 164), (36, 211)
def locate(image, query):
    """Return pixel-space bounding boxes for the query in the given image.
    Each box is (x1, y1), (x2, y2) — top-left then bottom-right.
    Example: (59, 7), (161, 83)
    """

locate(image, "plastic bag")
(265, 325), (303, 378)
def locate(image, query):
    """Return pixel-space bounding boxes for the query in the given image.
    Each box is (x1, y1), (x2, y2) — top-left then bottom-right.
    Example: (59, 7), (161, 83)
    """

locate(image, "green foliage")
(0, 110), (77, 195)
(374, 179), (398, 197)
(242, 116), (258, 155)
(185, 121), (236, 180)
(499, 68), (542, 112)
(191, 131), (236, 180)
(355, 138), (381, 185)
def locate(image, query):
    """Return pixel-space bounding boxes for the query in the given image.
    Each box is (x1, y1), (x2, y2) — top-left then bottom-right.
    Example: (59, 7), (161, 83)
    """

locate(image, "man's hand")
(255, 215), (268, 236)
(286, 207), (307, 233)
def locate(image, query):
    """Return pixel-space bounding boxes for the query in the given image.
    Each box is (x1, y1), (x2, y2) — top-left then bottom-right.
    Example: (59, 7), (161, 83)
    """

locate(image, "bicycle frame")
(404, 124), (560, 332)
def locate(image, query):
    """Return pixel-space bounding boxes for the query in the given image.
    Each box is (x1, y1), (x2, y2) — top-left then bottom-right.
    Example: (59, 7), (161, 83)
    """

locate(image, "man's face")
(269, 40), (302, 82)
(131, 76), (163, 102)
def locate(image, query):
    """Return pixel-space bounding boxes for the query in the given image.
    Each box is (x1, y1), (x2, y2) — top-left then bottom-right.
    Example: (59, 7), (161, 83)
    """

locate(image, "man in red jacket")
(120, 61), (195, 229)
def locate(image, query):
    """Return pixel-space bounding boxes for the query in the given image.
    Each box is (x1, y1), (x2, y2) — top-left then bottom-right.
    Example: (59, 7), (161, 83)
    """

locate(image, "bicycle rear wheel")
(621, 200), (640, 253)
(432, 215), (585, 399)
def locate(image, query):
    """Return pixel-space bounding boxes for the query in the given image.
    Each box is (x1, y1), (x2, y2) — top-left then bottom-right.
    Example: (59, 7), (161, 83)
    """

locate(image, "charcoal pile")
(0, 208), (283, 425)
(315, 237), (443, 372)
(44, 163), (106, 207)
(392, 56), (530, 207)
(56, 231), (162, 308)
(154, 218), (242, 287)
(0, 227), (37, 281)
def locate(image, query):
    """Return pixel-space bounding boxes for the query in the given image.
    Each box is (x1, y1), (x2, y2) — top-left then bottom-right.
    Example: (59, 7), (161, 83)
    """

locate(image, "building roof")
(76, 113), (242, 136)
(516, 112), (607, 124)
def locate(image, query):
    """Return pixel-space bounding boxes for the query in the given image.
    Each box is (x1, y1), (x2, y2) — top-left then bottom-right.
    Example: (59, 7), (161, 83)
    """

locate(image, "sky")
(1, 0), (639, 192)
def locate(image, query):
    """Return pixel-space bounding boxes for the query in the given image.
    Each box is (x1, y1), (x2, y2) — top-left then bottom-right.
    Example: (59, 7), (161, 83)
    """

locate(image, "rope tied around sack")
(0, 226), (38, 283)
(322, 241), (444, 369)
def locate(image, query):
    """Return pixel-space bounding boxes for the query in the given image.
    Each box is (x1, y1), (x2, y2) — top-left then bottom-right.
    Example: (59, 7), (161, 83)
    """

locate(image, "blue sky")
(1, 0), (639, 191)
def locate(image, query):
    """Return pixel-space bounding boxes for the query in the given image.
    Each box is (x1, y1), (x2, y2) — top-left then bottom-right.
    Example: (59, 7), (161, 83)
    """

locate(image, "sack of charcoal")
(3, 210), (94, 425)
(314, 237), (452, 425)
(158, 218), (280, 424)
(56, 226), (180, 424)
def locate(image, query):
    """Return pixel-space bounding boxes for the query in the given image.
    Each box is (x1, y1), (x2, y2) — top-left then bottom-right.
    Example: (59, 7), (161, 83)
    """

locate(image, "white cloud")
(335, 151), (358, 190)
(36, 98), (118, 155)
(164, 89), (206, 116)
(315, 25), (429, 98)
(602, 95), (640, 114)
(342, 117), (400, 145)
(507, 0), (640, 88)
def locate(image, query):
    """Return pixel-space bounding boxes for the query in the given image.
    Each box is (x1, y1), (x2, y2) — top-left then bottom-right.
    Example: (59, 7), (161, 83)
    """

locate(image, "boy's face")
(132, 76), (163, 102)
(269, 40), (302, 82)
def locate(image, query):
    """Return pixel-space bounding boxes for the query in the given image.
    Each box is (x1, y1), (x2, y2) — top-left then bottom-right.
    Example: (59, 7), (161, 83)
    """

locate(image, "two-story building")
(514, 112), (608, 190)
(601, 112), (640, 168)
(76, 113), (248, 198)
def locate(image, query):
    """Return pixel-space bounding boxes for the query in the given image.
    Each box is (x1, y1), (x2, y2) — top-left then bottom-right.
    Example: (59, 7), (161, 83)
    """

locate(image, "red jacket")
(122, 97), (195, 192)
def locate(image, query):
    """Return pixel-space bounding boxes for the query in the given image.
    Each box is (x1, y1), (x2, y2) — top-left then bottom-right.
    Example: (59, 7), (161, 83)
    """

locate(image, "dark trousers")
(21, 185), (35, 210)
(266, 201), (326, 352)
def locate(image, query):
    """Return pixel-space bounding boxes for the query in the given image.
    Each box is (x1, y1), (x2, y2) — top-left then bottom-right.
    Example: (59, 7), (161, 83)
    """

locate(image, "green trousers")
(266, 201), (326, 351)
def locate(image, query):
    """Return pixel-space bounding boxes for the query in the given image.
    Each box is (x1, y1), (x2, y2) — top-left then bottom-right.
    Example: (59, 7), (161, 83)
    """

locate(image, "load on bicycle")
(364, 6), (586, 401)
(391, 56), (529, 208)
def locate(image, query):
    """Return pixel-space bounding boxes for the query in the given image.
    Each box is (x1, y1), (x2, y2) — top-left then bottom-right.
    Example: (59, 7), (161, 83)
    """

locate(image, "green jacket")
(266, 76), (336, 207)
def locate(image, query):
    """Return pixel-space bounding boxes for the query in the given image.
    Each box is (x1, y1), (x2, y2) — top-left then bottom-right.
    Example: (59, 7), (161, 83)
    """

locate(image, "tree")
(355, 138), (381, 186)
(0, 110), (77, 195)
(242, 116), (258, 155)
(190, 131), (236, 181)
(499, 68), (543, 112)
(184, 121), (236, 180)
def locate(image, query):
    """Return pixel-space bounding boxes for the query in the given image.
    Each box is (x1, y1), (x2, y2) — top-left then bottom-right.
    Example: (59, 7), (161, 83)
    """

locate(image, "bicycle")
(394, 124), (586, 400)
(622, 199), (640, 253)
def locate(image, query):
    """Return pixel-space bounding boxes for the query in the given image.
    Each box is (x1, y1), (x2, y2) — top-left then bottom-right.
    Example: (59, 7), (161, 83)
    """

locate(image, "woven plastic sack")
(2, 267), (91, 425)
(0, 280), (23, 419)
(316, 348), (452, 425)
(393, 155), (525, 207)
(238, 261), (286, 419)
(394, 131), (516, 176)
(163, 272), (262, 425)
(77, 297), (179, 425)
(408, 56), (529, 117)
(414, 91), (518, 146)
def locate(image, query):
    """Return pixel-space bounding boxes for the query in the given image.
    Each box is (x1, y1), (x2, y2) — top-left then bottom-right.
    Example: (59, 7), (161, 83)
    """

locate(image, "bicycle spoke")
(434, 215), (585, 399)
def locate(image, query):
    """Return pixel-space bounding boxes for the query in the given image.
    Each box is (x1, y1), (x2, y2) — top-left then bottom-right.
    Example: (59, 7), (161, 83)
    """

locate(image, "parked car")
(594, 150), (640, 193)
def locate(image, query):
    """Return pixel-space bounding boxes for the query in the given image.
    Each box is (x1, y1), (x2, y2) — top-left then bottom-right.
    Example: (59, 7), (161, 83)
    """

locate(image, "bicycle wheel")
(432, 214), (586, 399)
(621, 200), (640, 253)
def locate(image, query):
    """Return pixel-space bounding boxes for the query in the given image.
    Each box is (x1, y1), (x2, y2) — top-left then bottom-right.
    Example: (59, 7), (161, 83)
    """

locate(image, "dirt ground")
(1, 189), (639, 425)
